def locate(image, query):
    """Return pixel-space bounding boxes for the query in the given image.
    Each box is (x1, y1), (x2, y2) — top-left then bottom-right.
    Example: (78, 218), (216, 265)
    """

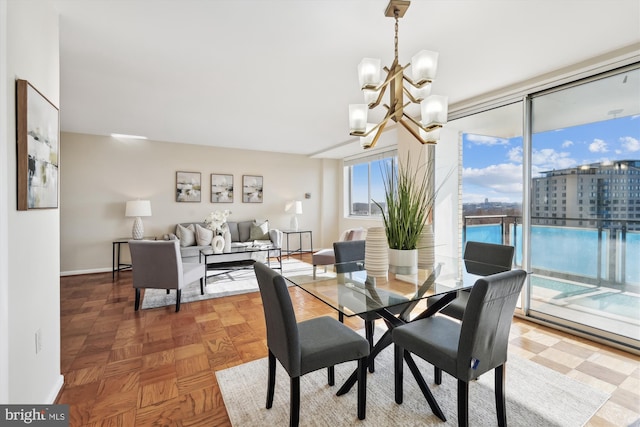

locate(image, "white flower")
(204, 210), (231, 233)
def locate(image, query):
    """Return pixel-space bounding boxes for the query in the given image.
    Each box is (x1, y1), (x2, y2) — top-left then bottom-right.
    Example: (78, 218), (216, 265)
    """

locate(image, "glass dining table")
(283, 254), (511, 400)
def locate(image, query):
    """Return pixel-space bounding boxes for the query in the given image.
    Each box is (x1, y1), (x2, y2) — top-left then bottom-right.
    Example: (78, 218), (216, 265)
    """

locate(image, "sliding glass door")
(529, 66), (640, 346)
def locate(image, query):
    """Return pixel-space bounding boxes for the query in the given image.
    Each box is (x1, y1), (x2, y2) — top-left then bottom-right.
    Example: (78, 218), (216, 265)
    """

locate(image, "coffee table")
(199, 245), (282, 280)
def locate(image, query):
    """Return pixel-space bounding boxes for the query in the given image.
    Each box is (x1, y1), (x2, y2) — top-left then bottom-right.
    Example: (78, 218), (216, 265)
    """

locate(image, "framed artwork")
(211, 173), (233, 203)
(16, 79), (60, 210)
(242, 175), (263, 203)
(176, 171), (201, 202)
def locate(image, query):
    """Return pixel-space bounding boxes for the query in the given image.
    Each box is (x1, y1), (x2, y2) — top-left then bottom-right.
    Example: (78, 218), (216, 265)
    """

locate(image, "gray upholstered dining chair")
(129, 240), (206, 312)
(392, 269), (527, 427)
(333, 240), (410, 373)
(436, 241), (515, 320)
(253, 262), (369, 427)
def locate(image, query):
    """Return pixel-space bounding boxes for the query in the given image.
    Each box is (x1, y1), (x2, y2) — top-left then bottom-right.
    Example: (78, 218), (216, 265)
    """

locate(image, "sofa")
(168, 219), (282, 263)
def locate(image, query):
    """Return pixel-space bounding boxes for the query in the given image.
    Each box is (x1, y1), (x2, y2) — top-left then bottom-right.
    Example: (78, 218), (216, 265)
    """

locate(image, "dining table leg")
(335, 291), (459, 396)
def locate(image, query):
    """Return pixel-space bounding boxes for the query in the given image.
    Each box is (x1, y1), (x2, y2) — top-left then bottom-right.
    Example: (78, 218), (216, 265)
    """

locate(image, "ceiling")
(51, 0), (640, 158)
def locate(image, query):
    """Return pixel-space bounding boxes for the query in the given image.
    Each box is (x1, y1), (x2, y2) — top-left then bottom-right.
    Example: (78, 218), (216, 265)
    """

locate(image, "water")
(465, 224), (640, 285)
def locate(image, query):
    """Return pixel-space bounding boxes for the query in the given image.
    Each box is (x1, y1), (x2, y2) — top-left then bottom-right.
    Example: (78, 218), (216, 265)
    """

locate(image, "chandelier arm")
(398, 118), (436, 145)
(402, 74), (433, 89)
(364, 120), (388, 150)
(402, 86), (422, 104)
(362, 61), (409, 92)
(367, 84), (389, 109)
(349, 110), (393, 137)
(402, 111), (443, 132)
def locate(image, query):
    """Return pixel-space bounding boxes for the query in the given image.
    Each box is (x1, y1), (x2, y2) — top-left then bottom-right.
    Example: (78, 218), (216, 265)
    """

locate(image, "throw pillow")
(195, 224), (214, 246)
(176, 224), (196, 247)
(250, 220), (269, 240)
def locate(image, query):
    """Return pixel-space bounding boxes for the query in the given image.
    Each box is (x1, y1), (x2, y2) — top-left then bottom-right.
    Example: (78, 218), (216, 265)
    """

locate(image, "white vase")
(365, 227), (388, 277)
(223, 230), (232, 253)
(212, 235), (225, 254)
(417, 225), (435, 269)
(388, 248), (418, 275)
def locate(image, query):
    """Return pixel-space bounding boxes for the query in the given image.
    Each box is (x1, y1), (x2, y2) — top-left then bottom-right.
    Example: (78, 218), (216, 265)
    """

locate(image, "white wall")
(3, 0), (62, 403)
(60, 132), (337, 274)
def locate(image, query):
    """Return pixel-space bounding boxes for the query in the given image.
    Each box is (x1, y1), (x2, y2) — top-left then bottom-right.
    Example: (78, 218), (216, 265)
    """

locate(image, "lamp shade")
(420, 95), (448, 127)
(411, 50), (439, 83)
(349, 104), (368, 133)
(294, 201), (303, 215)
(125, 200), (151, 217)
(358, 58), (381, 88)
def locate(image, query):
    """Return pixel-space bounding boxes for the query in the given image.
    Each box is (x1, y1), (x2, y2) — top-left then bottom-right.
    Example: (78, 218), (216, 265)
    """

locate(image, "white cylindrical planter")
(223, 230), (232, 253)
(388, 248), (418, 275)
(417, 225), (435, 269)
(365, 227), (388, 277)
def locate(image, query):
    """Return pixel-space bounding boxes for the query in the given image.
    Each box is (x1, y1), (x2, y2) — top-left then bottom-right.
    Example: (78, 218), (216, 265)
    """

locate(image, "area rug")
(141, 258), (329, 309)
(216, 340), (609, 427)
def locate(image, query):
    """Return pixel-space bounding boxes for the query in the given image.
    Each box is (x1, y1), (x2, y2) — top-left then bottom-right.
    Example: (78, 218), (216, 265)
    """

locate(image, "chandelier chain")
(394, 11), (399, 61)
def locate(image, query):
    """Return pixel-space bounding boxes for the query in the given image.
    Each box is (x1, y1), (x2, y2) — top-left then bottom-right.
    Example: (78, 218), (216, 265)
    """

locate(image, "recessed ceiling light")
(110, 133), (148, 140)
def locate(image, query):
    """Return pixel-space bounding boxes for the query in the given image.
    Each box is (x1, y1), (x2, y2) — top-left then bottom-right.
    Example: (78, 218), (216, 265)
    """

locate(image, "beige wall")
(2, 0), (62, 403)
(60, 132), (340, 274)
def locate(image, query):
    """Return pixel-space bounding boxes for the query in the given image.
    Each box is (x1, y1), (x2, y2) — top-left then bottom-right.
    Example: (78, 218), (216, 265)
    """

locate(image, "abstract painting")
(176, 171), (201, 202)
(211, 173), (233, 203)
(242, 175), (263, 203)
(16, 79), (59, 210)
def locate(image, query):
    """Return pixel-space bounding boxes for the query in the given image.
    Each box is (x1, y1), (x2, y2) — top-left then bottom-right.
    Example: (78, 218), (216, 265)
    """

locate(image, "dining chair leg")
(166, 289), (170, 294)
(200, 277), (205, 295)
(458, 379), (469, 427)
(175, 289), (181, 312)
(338, 312), (344, 323)
(328, 366), (335, 386)
(393, 344), (404, 404)
(434, 366), (442, 385)
(357, 356), (367, 420)
(266, 351), (276, 409)
(365, 320), (375, 373)
(495, 364), (506, 427)
(134, 288), (141, 311)
(290, 376), (300, 427)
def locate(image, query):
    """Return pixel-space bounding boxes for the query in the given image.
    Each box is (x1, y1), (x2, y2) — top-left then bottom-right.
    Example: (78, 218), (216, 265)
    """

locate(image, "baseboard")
(47, 374), (64, 404)
(60, 267), (110, 276)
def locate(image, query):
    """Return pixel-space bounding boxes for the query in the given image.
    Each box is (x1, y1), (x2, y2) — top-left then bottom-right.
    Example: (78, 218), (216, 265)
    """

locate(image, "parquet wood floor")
(57, 255), (639, 426)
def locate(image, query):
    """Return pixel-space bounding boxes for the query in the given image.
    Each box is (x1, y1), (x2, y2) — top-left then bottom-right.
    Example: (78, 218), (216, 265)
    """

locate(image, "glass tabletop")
(283, 255), (511, 317)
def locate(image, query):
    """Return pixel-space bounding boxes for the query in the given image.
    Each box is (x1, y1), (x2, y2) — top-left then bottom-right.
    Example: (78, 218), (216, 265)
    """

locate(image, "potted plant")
(373, 153), (436, 274)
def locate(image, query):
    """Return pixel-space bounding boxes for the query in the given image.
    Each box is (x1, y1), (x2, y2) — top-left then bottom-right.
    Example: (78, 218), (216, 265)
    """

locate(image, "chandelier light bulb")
(420, 95), (448, 127)
(349, 104), (368, 133)
(358, 58), (382, 87)
(411, 50), (439, 83)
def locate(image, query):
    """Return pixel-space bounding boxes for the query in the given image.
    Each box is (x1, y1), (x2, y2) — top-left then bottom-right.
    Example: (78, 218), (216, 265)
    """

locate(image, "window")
(345, 150), (397, 217)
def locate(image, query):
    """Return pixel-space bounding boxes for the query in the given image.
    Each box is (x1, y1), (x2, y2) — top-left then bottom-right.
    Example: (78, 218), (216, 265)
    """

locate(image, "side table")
(281, 230), (313, 259)
(112, 236), (156, 281)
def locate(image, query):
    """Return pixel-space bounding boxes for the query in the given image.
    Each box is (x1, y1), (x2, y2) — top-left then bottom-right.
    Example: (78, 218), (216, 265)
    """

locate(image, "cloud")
(508, 146), (577, 170)
(589, 138), (608, 153)
(562, 140), (574, 148)
(621, 136), (640, 152)
(463, 163), (523, 198)
(466, 134), (509, 146)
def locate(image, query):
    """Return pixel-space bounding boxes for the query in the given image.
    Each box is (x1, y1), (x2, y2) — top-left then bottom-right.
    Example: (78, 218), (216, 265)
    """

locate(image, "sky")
(462, 115), (640, 204)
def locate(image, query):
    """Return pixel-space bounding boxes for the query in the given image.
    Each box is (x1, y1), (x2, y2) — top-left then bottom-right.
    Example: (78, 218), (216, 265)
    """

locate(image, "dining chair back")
(129, 240), (206, 312)
(392, 269), (527, 426)
(254, 262), (369, 427)
(438, 241), (515, 320)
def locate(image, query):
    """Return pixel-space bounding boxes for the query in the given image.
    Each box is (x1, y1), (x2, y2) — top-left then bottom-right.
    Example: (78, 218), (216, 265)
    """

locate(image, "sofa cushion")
(226, 221), (240, 242)
(238, 220), (253, 242)
(176, 224), (196, 247)
(250, 220), (269, 240)
(195, 224), (214, 246)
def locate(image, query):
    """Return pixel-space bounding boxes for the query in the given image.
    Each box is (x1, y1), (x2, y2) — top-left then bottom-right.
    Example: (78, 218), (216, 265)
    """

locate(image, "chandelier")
(348, 0), (448, 149)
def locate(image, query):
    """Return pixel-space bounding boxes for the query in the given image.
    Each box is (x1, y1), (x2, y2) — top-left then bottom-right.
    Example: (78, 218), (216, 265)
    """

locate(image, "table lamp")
(125, 200), (152, 239)
(290, 200), (303, 231)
